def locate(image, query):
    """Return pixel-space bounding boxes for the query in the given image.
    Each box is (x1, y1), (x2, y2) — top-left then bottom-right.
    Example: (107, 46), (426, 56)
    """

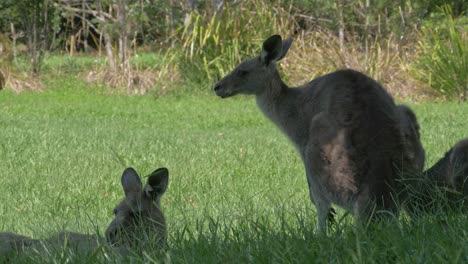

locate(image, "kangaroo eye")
(113, 208), (118, 215)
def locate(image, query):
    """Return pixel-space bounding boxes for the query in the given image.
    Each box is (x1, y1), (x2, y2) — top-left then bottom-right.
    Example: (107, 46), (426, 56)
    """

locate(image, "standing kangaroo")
(214, 35), (407, 234)
(1, 167), (169, 258)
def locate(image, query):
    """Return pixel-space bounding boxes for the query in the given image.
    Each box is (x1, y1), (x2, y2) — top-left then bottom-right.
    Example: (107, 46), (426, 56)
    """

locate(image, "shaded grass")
(0, 77), (467, 262)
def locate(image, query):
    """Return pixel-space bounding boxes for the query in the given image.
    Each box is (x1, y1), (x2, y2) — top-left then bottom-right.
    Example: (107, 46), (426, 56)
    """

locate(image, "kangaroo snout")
(214, 83), (221, 92)
(214, 82), (227, 98)
(214, 81), (234, 98)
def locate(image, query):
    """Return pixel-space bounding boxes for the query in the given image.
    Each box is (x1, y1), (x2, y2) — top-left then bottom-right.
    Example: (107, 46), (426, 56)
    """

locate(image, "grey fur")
(0, 167), (169, 257)
(215, 35), (410, 234)
(396, 104), (425, 174)
(403, 139), (468, 213)
(0, 231), (101, 258)
(425, 139), (468, 196)
(105, 167), (168, 248)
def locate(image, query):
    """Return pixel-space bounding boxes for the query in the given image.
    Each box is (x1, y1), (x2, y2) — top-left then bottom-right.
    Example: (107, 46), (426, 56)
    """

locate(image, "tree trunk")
(42, 0), (49, 53)
(117, 0), (132, 93)
(70, 16), (75, 56)
(170, 0), (175, 48)
(10, 23), (20, 70)
(98, 0), (116, 72)
(118, 0), (127, 67)
(82, 0), (89, 53)
(103, 31), (116, 72)
(23, 0), (49, 77)
(31, 6), (39, 76)
(336, 0), (345, 54)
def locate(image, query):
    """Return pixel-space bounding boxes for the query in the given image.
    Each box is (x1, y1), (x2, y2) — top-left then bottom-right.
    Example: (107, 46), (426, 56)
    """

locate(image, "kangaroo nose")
(214, 83), (221, 92)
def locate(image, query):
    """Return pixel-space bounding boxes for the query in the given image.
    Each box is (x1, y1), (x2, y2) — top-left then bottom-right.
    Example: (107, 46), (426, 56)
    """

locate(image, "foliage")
(0, 0), (59, 76)
(0, 0), (22, 32)
(291, 0), (410, 39)
(412, 0), (468, 18)
(283, 28), (422, 98)
(413, 7), (468, 100)
(178, 0), (293, 86)
(0, 1), (466, 98)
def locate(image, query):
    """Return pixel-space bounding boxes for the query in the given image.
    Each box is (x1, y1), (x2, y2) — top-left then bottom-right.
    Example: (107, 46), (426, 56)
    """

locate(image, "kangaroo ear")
(144, 167), (169, 200)
(121, 167), (142, 196)
(278, 37), (293, 61)
(260, 35), (292, 65)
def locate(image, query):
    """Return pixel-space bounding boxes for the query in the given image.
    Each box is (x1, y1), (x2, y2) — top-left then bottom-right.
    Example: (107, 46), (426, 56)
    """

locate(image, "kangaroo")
(404, 139), (468, 213)
(329, 104), (425, 222)
(394, 104), (428, 213)
(425, 139), (468, 194)
(0, 229), (101, 259)
(0, 232), (38, 257)
(214, 35), (407, 234)
(0, 167), (169, 258)
(105, 167), (169, 248)
(396, 104), (425, 174)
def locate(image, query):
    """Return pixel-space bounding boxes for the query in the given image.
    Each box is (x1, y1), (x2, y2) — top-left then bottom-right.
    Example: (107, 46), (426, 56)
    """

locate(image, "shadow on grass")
(2, 203), (466, 263)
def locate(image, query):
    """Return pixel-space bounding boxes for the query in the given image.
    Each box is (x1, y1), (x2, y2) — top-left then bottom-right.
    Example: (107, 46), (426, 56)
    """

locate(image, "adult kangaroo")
(214, 35), (406, 234)
(396, 104), (425, 174)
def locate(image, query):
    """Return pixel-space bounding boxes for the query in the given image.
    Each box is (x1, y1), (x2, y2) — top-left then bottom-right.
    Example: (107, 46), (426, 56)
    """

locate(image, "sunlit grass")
(0, 77), (467, 262)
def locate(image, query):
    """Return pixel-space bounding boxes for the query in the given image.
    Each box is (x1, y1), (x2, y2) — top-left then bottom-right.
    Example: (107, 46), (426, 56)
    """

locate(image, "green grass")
(12, 52), (168, 76)
(0, 76), (467, 263)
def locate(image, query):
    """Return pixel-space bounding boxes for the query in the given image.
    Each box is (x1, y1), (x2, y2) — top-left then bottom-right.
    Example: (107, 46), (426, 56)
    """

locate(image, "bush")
(413, 7), (468, 100)
(178, 0), (293, 87)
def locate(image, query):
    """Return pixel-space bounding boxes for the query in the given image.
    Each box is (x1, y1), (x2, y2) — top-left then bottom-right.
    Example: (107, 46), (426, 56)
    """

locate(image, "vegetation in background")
(0, 0), (57, 76)
(283, 28), (422, 98)
(0, 0), (466, 98)
(179, 0), (292, 85)
(0, 1), (466, 262)
(413, 7), (468, 100)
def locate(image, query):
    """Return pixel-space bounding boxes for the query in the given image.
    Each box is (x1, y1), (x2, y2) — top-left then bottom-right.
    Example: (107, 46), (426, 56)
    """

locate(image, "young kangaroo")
(214, 35), (407, 234)
(105, 167), (169, 248)
(425, 139), (468, 196)
(0, 167), (169, 258)
(404, 139), (468, 213)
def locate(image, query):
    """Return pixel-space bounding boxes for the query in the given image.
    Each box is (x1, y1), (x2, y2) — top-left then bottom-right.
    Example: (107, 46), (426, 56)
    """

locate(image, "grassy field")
(0, 76), (467, 263)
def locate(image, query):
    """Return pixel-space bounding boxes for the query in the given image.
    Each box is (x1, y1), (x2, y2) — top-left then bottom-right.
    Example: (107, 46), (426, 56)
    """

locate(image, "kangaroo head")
(105, 167), (169, 248)
(214, 35), (292, 98)
(397, 105), (425, 173)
